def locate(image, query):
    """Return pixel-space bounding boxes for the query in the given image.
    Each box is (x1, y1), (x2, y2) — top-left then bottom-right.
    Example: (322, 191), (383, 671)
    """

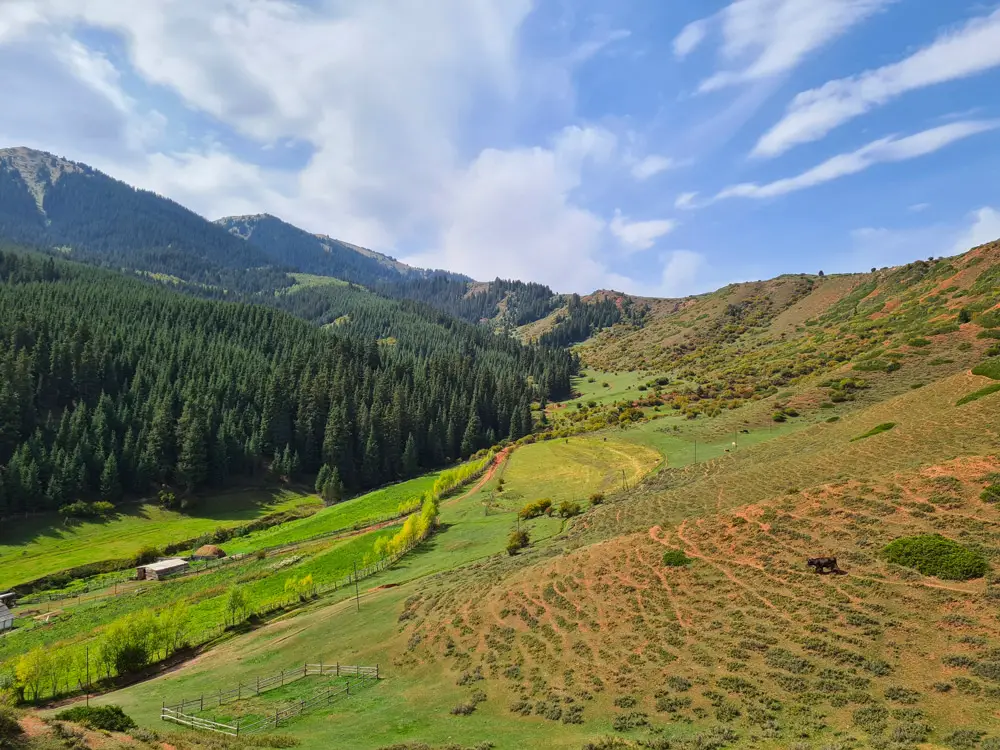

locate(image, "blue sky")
(1, 0), (999, 296)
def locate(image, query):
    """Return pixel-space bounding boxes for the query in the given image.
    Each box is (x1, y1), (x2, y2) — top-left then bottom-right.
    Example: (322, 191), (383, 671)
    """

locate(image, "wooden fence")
(18, 509), (409, 609)
(161, 664), (380, 736)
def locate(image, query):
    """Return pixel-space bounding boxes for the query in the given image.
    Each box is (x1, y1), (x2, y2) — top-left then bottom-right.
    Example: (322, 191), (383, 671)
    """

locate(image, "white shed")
(0, 603), (13, 633)
(136, 558), (190, 581)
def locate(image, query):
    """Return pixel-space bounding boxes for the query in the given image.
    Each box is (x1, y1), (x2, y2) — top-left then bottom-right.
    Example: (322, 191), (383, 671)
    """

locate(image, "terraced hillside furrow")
(580, 371), (1000, 539)
(403, 453), (1000, 747)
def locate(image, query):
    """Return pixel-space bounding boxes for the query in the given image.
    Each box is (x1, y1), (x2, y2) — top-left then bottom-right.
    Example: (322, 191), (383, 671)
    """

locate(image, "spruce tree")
(402, 433), (419, 478)
(100, 453), (122, 503)
(176, 403), (208, 493)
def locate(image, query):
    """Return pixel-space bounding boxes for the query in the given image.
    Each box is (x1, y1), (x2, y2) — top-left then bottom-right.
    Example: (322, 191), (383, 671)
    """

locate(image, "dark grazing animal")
(807, 556), (839, 574)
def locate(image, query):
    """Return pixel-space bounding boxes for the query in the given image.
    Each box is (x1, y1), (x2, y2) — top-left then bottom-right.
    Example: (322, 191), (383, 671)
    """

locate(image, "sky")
(1, 0), (999, 297)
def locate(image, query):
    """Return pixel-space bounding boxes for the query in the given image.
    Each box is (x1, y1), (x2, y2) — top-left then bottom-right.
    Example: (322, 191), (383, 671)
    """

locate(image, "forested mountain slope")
(0, 148), (285, 294)
(216, 213), (466, 287)
(0, 247), (568, 517)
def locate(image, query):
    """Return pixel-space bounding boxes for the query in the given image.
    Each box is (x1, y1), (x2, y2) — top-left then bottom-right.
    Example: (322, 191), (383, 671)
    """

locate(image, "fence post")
(256, 676), (260, 695)
(376, 663), (379, 679)
(336, 662), (339, 677)
(303, 662), (307, 677)
(281, 669), (284, 686)
(346, 680), (350, 697)
(236, 718), (240, 737)
(275, 710), (278, 729)
(200, 695), (204, 712)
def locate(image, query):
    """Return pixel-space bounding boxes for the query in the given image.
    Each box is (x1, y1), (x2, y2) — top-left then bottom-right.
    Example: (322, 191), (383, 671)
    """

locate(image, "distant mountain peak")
(215, 212), (469, 284)
(0, 147), (88, 212)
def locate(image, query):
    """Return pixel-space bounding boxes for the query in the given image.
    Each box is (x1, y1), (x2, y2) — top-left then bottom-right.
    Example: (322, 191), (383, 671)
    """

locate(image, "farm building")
(136, 558), (189, 581)
(0, 602), (13, 633)
(192, 544), (227, 560)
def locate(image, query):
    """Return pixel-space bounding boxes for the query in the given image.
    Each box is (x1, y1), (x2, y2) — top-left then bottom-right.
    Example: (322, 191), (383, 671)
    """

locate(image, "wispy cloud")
(673, 19), (708, 59)
(715, 120), (999, 201)
(687, 0), (891, 93)
(754, 8), (1000, 157)
(630, 154), (674, 180)
(950, 206), (1000, 254)
(675, 192), (699, 210)
(609, 209), (676, 252)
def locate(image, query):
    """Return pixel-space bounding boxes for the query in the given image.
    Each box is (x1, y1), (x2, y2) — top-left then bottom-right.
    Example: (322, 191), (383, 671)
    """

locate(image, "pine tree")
(321, 468), (344, 505)
(402, 433), (419, 478)
(100, 453), (122, 503)
(461, 410), (482, 457)
(361, 431), (381, 487)
(176, 403), (208, 493)
(315, 464), (331, 494)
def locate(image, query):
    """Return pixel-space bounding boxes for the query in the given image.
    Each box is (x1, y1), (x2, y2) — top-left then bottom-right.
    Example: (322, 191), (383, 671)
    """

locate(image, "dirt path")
(442, 447), (513, 507)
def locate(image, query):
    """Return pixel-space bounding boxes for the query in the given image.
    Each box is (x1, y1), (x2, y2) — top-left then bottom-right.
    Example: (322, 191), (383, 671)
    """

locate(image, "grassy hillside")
(6, 241), (1000, 750)
(0, 489), (319, 590)
(577, 242), (1000, 401)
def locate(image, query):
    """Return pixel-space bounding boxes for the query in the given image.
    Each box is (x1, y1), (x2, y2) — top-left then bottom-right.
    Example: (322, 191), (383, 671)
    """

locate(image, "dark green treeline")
(0, 248), (570, 516)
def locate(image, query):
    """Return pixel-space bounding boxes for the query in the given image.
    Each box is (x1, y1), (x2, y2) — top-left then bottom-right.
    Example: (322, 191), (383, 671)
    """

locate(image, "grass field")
(222, 473), (442, 554)
(0, 489), (319, 589)
(569, 369), (658, 405)
(71, 434), (662, 747)
(487, 436), (660, 508)
(287, 273), (350, 289)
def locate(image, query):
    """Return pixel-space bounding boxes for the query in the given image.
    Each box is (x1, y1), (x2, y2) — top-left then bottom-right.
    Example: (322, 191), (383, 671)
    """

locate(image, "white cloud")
(691, 0), (890, 93)
(754, 8), (1000, 157)
(951, 207), (1000, 254)
(630, 154), (674, 180)
(609, 209), (676, 252)
(403, 126), (621, 292)
(908, 202), (930, 213)
(654, 250), (706, 297)
(675, 191), (699, 210)
(2, 0), (535, 250)
(673, 19), (707, 58)
(845, 205), (1000, 272)
(714, 120), (999, 201)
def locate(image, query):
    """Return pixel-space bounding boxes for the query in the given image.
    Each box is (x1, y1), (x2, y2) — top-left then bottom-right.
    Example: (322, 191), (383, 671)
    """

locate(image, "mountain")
(0, 148), (639, 338)
(215, 212), (468, 287)
(0, 244), (571, 523)
(0, 147), (284, 293)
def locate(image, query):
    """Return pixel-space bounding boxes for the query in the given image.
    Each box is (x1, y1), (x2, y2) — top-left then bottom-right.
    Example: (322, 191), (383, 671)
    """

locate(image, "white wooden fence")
(160, 663), (380, 736)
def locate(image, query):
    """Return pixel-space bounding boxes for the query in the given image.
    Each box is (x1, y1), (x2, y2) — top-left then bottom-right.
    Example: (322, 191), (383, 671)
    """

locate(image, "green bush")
(589, 492), (605, 505)
(977, 329), (1000, 339)
(518, 498), (552, 519)
(907, 337), (931, 347)
(957, 383), (1000, 406)
(972, 357), (1000, 380)
(881, 535), (989, 581)
(59, 500), (116, 520)
(0, 705), (22, 746)
(557, 501), (582, 518)
(506, 529), (529, 556)
(662, 550), (692, 567)
(55, 705), (136, 732)
(850, 422), (896, 442)
(981, 485), (1000, 504)
(132, 545), (162, 565)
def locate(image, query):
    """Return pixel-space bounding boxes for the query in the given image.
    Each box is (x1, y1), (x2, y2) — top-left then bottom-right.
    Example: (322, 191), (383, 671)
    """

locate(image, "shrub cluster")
(518, 498), (553, 519)
(662, 550), (693, 567)
(506, 530), (530, 556)
(54, 705), (136, 732)
(882, 534), (989, 581)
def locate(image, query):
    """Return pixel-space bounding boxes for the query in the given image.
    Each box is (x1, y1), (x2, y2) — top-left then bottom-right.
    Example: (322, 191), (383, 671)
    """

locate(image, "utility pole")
(353, 561), (360, 613)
